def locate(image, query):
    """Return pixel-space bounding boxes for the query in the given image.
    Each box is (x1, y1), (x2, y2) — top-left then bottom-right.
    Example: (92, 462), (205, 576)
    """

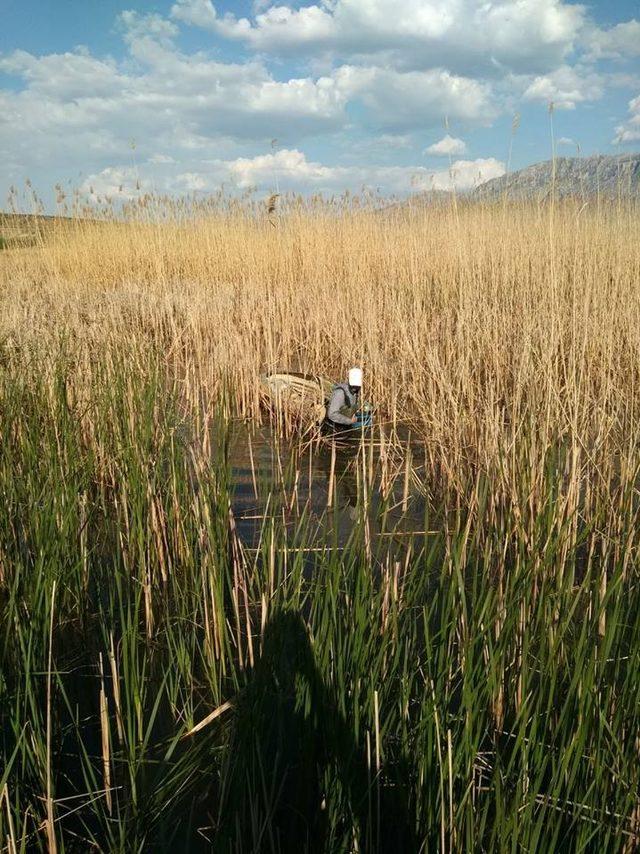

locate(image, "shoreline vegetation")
(2, 194), (640, 850)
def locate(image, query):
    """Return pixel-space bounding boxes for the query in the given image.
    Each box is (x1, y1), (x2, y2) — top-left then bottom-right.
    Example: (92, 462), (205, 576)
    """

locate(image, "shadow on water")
(218, 608), (416, 853)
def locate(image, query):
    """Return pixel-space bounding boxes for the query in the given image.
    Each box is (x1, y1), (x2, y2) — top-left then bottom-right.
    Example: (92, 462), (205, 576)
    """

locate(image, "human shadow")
(217, 608), (415, 852)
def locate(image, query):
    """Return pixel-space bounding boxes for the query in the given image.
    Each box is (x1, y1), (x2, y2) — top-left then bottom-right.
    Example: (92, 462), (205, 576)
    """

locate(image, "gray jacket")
(326, 382), (360, 426)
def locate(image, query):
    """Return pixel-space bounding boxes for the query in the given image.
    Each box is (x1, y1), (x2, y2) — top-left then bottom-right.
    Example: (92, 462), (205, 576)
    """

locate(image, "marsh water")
(226, 421), (433, 560)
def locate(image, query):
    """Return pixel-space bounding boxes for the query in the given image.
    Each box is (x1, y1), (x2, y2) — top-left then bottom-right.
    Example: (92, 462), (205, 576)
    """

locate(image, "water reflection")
(226, 423), (428, 555)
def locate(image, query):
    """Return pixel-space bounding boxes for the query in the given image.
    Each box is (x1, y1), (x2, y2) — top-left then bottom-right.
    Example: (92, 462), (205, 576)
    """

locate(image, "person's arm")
(326, 388), (356, 425)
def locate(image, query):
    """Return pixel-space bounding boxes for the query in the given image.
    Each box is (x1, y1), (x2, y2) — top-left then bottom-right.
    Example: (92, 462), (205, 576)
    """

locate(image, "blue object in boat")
(354, 410), (373, 429)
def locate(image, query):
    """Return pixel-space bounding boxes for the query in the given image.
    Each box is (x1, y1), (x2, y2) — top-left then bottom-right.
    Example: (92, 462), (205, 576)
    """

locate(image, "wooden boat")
(259, 372), (334, 425)
(260, 373), (374, 440)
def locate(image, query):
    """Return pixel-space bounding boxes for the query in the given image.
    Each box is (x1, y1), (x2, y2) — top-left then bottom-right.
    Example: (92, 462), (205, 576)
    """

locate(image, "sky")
(1, 0), (639, 208)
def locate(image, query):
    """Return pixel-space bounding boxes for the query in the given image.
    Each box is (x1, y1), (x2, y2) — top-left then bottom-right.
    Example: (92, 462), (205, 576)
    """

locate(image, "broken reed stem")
(448, 728), (455, 852)
(599, 564), (607, 638)
(248, 432), (258, 500)
(99, 654), (112, 815)
(109, 633), (124, 745)
(328, 440), (336, 508)
(374, 689), (381, 851)
(402, 438), (412, 514)
(182, 700), (233, 739)
(45, 580), (57, 854)
(2, 784), (17, 854)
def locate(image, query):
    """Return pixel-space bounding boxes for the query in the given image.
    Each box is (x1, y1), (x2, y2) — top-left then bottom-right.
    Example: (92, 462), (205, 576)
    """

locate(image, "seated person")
(325, 367), (362, 430)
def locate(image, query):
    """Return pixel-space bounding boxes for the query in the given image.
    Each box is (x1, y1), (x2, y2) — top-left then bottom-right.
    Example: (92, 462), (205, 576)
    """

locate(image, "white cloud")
(228, 148), (337, 187)
(0, 11), (502, 199)
(172, 1), (336, 45)
(81, 149), (505, 197)
(80, 167), (138, 200)
(0, 0), (507, 209)
(613, 94), (640, 144)
(119, 11), (179, 45)
(235, 151), (505, 192)
(170, 0), (219, 31)
(522, 65), (604, 109)
(0, 21), (498, 194)
(4, 0), (619, 206)
(0, 31), (350, 184)
(174, 172), (209, 191)
(334, 65), (495, 131)
(225, 150), (504, 192)
(425, 134), (467, 156)
(408, 157), (505, 191)
(584, 20), (640, 61)
(0, 49), (124, 99)
(557, 137), (579, 150)
(171, 0), (585, 75)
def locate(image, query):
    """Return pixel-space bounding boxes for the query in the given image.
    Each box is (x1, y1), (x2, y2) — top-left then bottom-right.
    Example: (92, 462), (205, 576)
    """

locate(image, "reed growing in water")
(1, 194), (640, 850)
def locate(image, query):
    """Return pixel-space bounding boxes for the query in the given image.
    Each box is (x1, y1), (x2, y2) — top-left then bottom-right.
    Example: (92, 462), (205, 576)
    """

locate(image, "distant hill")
(472, 152), (640, 201)
(0, 213), (61, 248)
(0, 212), (98, 249)
(376, 189), (454, 214)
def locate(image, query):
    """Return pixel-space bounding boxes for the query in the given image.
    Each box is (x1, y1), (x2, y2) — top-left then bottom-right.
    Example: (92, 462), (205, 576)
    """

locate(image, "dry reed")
(2, 196), (639, 493)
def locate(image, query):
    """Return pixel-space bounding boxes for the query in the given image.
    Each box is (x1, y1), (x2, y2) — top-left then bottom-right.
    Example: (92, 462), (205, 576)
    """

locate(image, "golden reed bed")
(1, 197), (639, 490)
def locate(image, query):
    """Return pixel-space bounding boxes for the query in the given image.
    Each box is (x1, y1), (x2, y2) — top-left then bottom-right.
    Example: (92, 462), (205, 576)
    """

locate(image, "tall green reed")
(1, 345), (639, 851)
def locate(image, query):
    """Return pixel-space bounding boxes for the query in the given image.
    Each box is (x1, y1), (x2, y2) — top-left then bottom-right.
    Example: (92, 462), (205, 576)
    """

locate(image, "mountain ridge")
(472, 152), (640, 200)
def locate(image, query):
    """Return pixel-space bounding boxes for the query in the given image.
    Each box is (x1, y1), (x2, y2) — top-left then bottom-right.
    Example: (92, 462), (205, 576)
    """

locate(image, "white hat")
(348, 367), (362, 387)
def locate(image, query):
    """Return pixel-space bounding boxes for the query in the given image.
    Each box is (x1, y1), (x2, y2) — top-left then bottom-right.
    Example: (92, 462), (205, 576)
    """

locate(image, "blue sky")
(1, 0), (639, 208)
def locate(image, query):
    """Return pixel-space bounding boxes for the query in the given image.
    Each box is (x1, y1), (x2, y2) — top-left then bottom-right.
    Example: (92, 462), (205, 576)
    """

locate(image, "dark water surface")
(226, 421), (433, 560)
